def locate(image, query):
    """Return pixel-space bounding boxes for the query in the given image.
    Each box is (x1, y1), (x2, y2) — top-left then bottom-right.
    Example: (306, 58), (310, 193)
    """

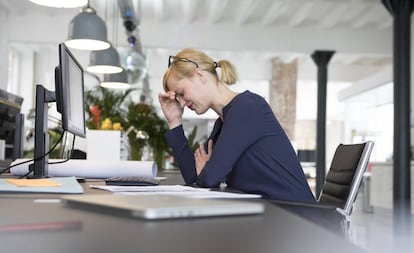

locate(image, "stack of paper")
(90, 184), (262, 199)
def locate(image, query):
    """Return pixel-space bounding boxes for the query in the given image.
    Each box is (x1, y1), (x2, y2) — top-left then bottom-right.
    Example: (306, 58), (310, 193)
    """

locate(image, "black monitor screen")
(56, 43), (86, 138)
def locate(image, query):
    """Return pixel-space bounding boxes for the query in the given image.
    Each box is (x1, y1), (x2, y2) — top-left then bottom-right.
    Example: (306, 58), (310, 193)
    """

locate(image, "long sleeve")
(197, 94), (273, 187)
(165, 125), (197, 185)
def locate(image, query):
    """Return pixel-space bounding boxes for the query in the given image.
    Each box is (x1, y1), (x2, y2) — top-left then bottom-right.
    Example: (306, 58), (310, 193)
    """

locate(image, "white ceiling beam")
(289, 2), (315, 27)
(136, 19), (392, 56)
(261, 1), (285, 25)
(207, 0), (229, 24)
(320, 3), (350, 28)
(182, 0), (199, 23)
(369, 7), (392, 30)
(235, 0), (258, 25)
(351, 5), (382, 29)
(6, 0), (394, 59)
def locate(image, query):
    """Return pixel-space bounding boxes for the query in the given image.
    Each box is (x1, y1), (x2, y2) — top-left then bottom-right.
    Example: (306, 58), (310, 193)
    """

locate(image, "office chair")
(268, 141), (374, 237)
(318, 141), (374, 219)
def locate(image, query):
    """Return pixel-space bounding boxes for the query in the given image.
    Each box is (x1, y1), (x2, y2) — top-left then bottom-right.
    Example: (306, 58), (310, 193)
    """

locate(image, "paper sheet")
(90, 185), (262, 199)
(10, 159), (157, 179)
(0, 177), (83, 194)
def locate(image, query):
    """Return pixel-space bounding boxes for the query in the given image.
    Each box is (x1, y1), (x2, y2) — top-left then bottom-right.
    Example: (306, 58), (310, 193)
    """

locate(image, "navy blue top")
(165, 91), (316, 202)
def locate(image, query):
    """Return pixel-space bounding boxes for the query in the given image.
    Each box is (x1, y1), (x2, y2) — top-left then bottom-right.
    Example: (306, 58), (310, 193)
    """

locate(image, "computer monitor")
(30, 43), (86, 178)
(55, 43), (86, 138)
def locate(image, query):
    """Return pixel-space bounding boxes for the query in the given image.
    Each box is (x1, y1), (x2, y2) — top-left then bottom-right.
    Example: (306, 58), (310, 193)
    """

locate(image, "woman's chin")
(194, 108), (207, 115)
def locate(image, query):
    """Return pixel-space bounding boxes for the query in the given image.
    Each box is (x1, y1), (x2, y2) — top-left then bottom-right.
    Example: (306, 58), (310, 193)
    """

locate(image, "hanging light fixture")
(118, 0), (147, 83)
(86, 0), (123, 74)
(65, 2), (110, 50)
(121, 36), (147, 83)
(29, 0), (87, 8)
(87, 45), (123, 74)
(100, 70), (130, 89)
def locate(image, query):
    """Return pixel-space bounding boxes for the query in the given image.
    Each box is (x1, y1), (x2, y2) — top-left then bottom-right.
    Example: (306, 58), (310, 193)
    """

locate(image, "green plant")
(85, 86), (135, 130)
(124, 101), (171, 169)
(24, 128), (65, 159)
(83, 85), (202, 170)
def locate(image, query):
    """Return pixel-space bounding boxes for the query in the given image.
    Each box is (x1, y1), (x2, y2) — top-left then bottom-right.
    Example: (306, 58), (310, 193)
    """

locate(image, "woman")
(158, 48), (315, 202)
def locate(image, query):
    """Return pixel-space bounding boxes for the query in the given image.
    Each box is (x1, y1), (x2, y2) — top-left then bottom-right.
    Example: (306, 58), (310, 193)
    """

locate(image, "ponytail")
(216, 60), (237, 85)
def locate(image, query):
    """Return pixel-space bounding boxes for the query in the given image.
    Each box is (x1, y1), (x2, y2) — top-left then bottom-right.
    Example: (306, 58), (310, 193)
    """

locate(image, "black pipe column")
(382, 0), (414, 238)
(311, 50), (335, 197)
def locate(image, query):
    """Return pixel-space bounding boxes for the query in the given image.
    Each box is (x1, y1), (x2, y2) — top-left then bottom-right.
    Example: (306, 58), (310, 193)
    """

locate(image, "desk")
(0, 171), (365, 253)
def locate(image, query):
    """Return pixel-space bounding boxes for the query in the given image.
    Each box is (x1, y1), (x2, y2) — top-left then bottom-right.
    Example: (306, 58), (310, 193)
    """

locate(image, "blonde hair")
(162, 48), (238, 91)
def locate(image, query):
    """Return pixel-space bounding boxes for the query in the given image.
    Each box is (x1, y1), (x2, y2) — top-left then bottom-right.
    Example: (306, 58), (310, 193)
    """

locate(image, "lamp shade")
(101, 70), (130, 89)
(29, 0), (87, 8)
(87, 46), (123, 74)
(65, 7), (110, 50)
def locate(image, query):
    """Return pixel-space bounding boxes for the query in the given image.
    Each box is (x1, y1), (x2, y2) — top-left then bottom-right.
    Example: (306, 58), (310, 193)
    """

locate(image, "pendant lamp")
(121, 47), (147, 83)
(120, 35), (147, 83)
(29, 0), (87, 8)
(87, 45), (123, 74)
(65, 5), (110, 50)
(101, 70), (130, 89)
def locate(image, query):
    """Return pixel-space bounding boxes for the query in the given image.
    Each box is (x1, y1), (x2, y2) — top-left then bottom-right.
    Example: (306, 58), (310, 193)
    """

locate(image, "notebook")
(61, 194), (265, 220)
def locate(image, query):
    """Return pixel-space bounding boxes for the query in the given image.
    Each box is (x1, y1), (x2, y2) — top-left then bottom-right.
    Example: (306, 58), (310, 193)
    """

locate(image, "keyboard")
(105, 176), (160, 186)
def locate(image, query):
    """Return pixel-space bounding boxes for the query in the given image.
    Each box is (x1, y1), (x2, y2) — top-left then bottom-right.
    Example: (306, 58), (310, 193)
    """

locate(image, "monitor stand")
(29, 85), (56, 178)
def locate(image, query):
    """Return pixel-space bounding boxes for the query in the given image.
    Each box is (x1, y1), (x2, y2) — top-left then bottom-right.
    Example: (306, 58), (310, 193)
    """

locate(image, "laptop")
(61, 194), (265, 220)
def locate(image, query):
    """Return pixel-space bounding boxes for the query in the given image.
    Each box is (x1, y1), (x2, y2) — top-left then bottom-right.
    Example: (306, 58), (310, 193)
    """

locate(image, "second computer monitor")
(55, 42), (86, 138)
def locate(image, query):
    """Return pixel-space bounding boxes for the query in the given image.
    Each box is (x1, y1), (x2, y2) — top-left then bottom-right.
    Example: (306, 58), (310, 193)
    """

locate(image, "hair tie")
(213, 62), (219, 68)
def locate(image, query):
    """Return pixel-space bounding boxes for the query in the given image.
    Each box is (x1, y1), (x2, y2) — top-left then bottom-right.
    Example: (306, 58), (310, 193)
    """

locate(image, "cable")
(23, 131), (74, 178)
(0, 130), (66, 176)
(19, 168), (34, 179)
(48, 134), (76, 165)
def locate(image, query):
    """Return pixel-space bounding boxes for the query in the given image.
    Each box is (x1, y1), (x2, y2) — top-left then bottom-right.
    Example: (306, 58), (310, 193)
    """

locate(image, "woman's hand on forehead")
(159, 91), (177, 102)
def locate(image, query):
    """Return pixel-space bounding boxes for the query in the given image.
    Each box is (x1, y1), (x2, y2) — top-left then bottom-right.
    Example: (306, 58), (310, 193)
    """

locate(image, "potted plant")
(84, 86), (172, 169)
(85, 86), (134, 130)
(124, 101), (171, 169)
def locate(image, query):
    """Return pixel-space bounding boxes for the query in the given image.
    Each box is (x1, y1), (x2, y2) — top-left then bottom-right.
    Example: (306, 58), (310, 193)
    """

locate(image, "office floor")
(348, 195), (414, 253)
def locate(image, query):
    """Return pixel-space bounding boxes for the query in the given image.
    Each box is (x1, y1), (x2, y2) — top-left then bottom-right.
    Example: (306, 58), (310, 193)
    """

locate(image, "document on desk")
(0, 176), (84, 194)
(90, 185), (262, 199)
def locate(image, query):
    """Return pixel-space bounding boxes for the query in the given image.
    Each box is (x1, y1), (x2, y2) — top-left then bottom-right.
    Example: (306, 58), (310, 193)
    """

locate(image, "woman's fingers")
(158, 91), (176, 103)
(207, 140), (213, 154)
(195, 140), (212, 159)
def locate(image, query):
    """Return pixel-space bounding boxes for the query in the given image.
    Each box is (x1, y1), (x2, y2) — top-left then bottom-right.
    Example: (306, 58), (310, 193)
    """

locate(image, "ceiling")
(0, 0), (393, 31)
(0, 0), (394, 83)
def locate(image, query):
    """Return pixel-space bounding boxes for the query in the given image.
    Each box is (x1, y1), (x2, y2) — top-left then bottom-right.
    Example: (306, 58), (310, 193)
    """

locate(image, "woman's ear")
(194, 68), (207, 83)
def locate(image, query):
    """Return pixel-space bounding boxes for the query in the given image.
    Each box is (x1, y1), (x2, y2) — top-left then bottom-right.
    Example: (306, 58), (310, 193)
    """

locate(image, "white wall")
(0, 9), (9, 90)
